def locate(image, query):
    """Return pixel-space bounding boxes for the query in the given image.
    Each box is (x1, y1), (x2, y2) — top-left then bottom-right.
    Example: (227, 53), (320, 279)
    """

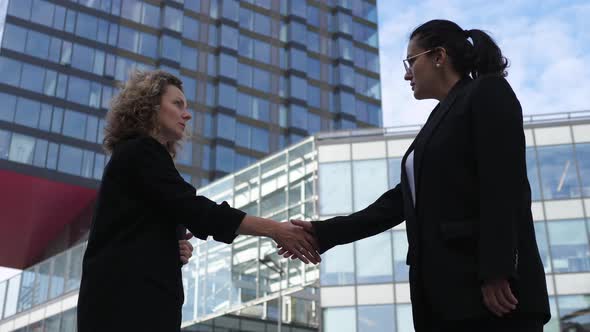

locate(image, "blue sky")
(378, 0), (590, 127)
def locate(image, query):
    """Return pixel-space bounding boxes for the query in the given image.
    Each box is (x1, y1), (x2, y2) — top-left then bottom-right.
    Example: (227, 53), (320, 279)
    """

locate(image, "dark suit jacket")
(313, 76), (550, 330)
(77, 136), (245, 332)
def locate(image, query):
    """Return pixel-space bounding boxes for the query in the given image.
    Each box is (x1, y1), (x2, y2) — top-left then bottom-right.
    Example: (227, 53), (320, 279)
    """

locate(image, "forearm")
(236, 215), (278, 238)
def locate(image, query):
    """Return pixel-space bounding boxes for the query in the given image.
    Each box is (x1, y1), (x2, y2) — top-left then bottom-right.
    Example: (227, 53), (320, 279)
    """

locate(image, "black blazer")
(77, 136), (245, 332)
(313, 76), (550, 330)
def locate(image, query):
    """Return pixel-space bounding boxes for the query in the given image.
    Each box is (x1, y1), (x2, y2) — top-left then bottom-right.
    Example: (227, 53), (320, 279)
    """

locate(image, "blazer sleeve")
(119, 137), (246, 244)
(471, 76), (524, 282)
(311, 184), (405, 253)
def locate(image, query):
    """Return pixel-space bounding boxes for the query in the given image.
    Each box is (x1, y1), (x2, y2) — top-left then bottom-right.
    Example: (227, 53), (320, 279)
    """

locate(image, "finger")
(487, 288), (507, 316)
(185, 232), (194, 240)
(186, 241), (194, 252)
(291, 220), (313, 232)
(299, 240), (320, 264)
(287, 245), (309, 264)
(303, 233), (321, 262)
(278, 248), (287, 255)
(482, 287), (502, 317)
(494, 287), (515, 312)
(180, 257), (189, 264)
(501, 282), (518, 306)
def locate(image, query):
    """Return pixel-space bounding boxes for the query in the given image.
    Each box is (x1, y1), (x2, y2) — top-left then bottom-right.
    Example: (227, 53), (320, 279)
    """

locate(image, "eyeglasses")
(403, 49), (435, 74)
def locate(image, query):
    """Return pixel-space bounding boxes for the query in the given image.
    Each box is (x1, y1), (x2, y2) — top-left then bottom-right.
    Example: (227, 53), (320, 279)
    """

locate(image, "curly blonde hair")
(103, 70), (185, 157)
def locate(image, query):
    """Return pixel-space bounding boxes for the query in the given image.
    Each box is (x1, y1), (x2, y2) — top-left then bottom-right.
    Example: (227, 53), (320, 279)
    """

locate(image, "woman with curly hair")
(77, 70), (320, 332)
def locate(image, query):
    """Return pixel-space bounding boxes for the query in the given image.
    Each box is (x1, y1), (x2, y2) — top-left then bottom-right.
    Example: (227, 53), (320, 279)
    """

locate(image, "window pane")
(163, 6), (183, 32)
(76, 13), (98, 40)
(353, 159), (388, 210)
(161, 35), (181, 62)
(62, 110), (86, 140)
(319, 161), (352, 215)
(537, 145), (581, 199)
(218, 83), (237, 109)
(217, 113), (236, 141)
(46, 143), (58, 170)
(533, 222), (552, 273)
(355, 232), (393, 284)
(181, 75), (196, 102)
(14, 98), (40, 128)
(177, 141), (193, 165)
(396, 304), (414, 332)
(2, 24), (27, 53)
(0, 93), (17, 122)
(358, 304), (395, 332)
(253, 68), (270, 93)
(290, 75), (307, 101)
(253, 39), (270, 63)
(526, 148), (542, 200)
(9, 133), (35, 164)
(393, 230), (410, 282)
(251, 127), (268, 153)
(20, 63), (45, 93)
(8, 0), (32, 19)
(182, 16), (199, 41)
(67, 77), (91, 106)
(221, 0), (238, 21)
(323, 307), (356, 332)
(58, 145), (83, 175)
(0, 57), (22, 86)
(215, 145), (234, 173)
(576, 143), (590, 197)
(142, 2), (160, 27)
(547, 219), (590, 273)
(321, 243), (355, 286)
(220, 25), (238, 50)
(121, 0), (141, 22)
(31, 0), (54, 26)
(557, 295), (590, 330)
(253, 12), (270, 35)
(0, 130), (11, 160)
(388, 157), (402, 188)
(72, 44), (94, 72)
(219, 53), (237, 79)
(33, 139), (48, 167)
(86, 116), (99, 143)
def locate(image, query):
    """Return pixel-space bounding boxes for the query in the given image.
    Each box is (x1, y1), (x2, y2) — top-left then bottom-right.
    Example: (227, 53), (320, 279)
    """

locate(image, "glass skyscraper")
(0, 0), (381, 186)
(2, 111), (589, 331)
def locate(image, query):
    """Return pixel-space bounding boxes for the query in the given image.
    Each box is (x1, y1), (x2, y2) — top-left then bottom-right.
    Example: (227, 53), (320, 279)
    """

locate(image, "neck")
(150, 133), (167, 146)
(433, 71), (462, 101)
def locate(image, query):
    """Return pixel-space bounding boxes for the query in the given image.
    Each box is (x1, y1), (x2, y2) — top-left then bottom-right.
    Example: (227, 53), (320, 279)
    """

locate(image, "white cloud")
(377, 0), (590, 127)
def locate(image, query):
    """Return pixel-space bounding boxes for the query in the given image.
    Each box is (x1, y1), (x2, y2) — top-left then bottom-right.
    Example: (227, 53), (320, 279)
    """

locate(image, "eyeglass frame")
(403, 49), (436, 74)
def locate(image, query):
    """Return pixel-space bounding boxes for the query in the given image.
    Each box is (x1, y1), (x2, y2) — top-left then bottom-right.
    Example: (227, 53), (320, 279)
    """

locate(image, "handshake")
(178, 219), (321, 265)
(272, 219), (321, 264)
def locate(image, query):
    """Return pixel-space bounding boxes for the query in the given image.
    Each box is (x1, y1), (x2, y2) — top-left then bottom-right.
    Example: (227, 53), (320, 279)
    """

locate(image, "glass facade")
(2, 113), (590, 332)
(0, 0), (382, 187)
(316, 114), (590, 332)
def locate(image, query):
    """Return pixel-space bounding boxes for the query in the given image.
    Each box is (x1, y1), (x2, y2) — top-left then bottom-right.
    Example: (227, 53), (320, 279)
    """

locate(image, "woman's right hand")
(270, 221), (321, 264)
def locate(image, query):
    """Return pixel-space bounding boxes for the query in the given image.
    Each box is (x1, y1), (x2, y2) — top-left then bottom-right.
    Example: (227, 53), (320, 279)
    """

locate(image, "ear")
(433, 47), (448, 66)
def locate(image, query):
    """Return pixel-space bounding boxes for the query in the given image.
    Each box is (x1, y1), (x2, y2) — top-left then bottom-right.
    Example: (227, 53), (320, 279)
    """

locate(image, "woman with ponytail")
(281, 19), (550, 331)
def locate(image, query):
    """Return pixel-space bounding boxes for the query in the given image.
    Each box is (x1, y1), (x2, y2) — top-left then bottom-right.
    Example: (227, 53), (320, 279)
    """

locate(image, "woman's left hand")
(481, 278), (518, 317)
(179, 232), (194, 265)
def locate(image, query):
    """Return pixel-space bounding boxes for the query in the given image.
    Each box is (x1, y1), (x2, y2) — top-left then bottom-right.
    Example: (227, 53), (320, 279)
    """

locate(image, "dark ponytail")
(410, 20), (508, 78)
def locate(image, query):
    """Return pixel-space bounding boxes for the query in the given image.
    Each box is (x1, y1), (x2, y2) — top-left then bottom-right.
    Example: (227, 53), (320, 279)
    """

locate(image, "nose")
(404, 69), (412, 81)
(182, 110), (192, 121)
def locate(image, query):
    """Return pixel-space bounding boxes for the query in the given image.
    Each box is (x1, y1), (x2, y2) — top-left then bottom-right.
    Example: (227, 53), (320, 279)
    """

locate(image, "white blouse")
(405, 150), (417, 206)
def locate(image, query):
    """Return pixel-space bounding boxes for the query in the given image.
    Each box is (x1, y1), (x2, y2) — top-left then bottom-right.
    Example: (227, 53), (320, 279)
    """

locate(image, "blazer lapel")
(412, 78), (471, 208)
